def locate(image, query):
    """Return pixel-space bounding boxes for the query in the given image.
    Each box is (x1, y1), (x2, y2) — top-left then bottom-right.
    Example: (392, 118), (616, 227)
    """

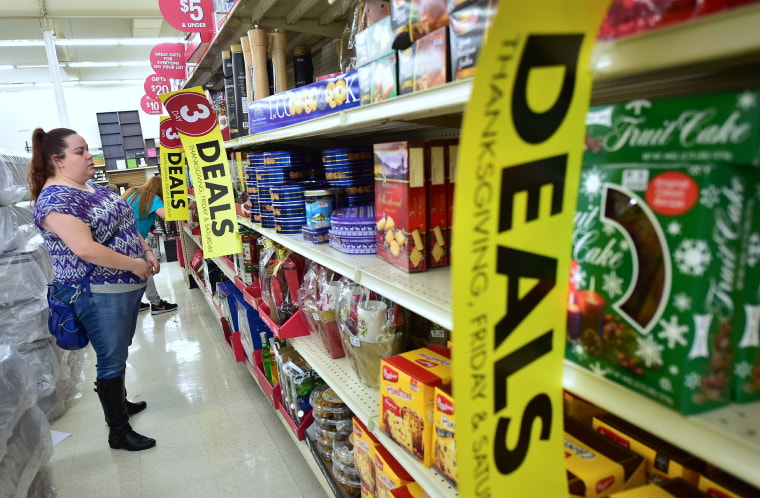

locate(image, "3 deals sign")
(158, 116), (189, 222)
(159, 87), (241, 259)
(452, 1), (610, 496)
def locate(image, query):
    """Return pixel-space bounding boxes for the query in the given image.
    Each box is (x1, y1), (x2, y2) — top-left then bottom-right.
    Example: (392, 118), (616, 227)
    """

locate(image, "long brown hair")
(27, 127), (78, 201)
(123, 175), (164, 219)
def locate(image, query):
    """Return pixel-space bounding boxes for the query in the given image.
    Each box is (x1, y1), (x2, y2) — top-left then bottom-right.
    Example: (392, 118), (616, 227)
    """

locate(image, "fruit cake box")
(566, 163), (755, 415)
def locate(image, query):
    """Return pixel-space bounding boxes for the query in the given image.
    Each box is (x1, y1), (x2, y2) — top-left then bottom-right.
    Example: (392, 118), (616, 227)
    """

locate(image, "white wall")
(0, 83), (161, 153)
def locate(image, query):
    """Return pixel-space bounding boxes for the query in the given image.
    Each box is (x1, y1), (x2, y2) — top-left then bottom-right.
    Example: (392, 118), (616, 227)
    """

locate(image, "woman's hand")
(145, 250), (161, 275)
(131, 258), (153, 281)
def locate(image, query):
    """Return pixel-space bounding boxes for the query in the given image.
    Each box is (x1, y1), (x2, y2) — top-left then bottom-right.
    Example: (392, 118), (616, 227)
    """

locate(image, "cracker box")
(354, 416), (381, 495)
(391, 482), (430, 497)
(733, 168), (760, 403)
(359, 53), (398, 106)
(448, 0), (500, 81)
(566, 163), (755, 415)
(583, 90), (760, 166)
(375, 445), (415, 496)
(565, 417), (646, 497)
(398, 27), (449, 96)
(391, 0), (449, 50)
(426, 143), (449, 268)
(592, 414), (706, 484)
(379, 345), (452, 466)
(698, 469), (760, 498)
(374, 141), (428, 273)
(432, 384), (455, 484)
(355, 15), (395, 67)
(609, 478), (709, 497)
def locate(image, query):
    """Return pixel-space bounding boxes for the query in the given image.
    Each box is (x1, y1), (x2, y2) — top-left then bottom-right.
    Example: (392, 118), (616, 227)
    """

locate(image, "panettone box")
(566, 163), (756, 415)
(375, 445), (415, 496)
(354, 416), (380, 495)
(426, 143), (449, 268)
(609, 478), (709, 497)
(698, 469), (760, 498)
(379, 345), (452, 466)
(398, 27), (449, 96)
(432, 384), (456, 484)
(592, 414), (706, 484)
(565, 416), (646, 497)
(361, 481), (376, 498)
(390, 482), (429, 497)
(374, 141), (429, 273)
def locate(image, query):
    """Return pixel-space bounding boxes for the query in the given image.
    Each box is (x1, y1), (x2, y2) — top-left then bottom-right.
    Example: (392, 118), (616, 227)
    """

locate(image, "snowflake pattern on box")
(657, 315), (689, 349)
(699, 185), (721, 209)
(734, 360), (753, 379)
(667, 221), (682, 237)
(635, 335), (664, 367)
(674, 239), (712, 276)
(747, 232), (760, 268)
(579, 167), (606, 202)
(570, 266), (587, 289)
(673, 293), (692, 312)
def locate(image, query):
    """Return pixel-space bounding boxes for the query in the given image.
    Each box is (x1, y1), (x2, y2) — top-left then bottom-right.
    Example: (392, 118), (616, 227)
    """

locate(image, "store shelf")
(240, 219), (452, 330)
(563, 361), (760, 487)
(183, 223), (202, 248)
(211, 255), (237, 281)
(226, 79), (471, 148)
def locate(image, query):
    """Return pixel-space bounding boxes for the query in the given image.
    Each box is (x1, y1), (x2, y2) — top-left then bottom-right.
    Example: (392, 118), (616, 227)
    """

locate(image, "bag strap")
(70, 231), (119, 304)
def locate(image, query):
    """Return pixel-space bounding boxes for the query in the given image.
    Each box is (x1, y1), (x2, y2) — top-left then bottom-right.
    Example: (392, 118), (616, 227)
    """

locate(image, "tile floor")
(49, 260), (328, 498)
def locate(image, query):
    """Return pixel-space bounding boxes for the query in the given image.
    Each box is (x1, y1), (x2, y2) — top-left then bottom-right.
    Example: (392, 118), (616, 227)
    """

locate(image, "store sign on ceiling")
(159, 0), (215, 42)
(144, 74), (171, 99)
(150, 43), (186, 79)
(140, 94), (163, 115)
(158, 116), (190, 222)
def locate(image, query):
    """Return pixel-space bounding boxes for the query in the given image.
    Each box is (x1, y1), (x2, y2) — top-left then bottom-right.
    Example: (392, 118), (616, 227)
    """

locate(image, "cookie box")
(375, 444), (414, 496)
(347, 194), (376, 206)
(359, 53), (399, 105)
(449, 0), (500, 81)
(263, 150), (305, 165)
(355, 15), (394, 67)
(272, 203), (306, 219)
(565, 416), (647, 497)
(269, 184), (305, 202)
(323, 146), (374, 164)
(390, 0), (448, 50)
(698, 469), (760, 497)
(354, 417), (380, 494)
(378, 345), (452, 466)
(302, 226), (329, 244)
(398, 27), (449, 96)
(274, 220), (306, 235)
(374, 141), (428, 273)
(432, 384), (456, 484)
(330, 205), (376, 237)
(329, 233), (377, 255)
(592, 414), (705, 484)
(566, 163), (756, 415)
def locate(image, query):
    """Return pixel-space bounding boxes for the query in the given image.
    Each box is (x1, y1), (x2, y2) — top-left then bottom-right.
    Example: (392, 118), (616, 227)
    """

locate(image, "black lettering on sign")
(206, 183), (229, 210)
(171, 199), (186, 209)
(212, 219), (235, 236)
(167, 152), (183, 165)
(170, 176), (184, 190)
(494, 394), (552, 474)
(499, 155), (567, 232)
(197, 141), (221, 162)
(168, 165), (184, 175)
(202, 162), (226, 180)
(512, 35), (583, 144)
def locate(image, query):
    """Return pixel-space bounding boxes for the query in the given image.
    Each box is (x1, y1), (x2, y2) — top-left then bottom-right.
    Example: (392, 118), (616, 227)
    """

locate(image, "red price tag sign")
(159, 0), (215, 42)
(144, 74), (171, 99)
(150, 43), (186, 79)
(140, 95), (163, 115)
(162, 90), (217, 137)
(159, 117), (183, 149)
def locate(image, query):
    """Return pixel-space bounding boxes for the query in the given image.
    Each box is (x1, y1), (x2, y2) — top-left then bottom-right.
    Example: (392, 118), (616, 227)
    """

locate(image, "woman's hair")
(122, 175), (164, 220)
(27, 127), (78, 201)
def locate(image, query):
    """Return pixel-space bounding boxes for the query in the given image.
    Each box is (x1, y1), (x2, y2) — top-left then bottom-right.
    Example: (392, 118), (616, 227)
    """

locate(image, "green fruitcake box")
(583, 90), (760, 166)
(566, 163), (755, 415)
(734, 168), (760, 403)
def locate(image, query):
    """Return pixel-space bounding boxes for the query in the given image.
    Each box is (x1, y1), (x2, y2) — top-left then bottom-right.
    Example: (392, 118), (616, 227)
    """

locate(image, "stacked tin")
(328, 205), (377, 254)
(322, 146), (375, 207)
(246, 152), (264, 223)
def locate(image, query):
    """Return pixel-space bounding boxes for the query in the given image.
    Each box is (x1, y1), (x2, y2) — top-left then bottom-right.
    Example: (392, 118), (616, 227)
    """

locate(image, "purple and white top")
(34, 182), (145, 286)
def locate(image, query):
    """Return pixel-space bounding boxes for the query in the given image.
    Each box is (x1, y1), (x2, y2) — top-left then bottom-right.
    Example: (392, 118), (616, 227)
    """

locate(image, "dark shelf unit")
(96, 110), (147, 171)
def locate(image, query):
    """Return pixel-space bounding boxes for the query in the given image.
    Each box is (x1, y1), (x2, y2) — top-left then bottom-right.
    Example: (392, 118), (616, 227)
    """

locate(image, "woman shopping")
(122, 175), (178, 315)
(29, 128), (156, 452)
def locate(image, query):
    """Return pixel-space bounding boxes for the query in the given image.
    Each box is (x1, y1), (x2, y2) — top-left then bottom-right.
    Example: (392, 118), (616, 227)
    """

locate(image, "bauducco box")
(374, 141), (428, 273)
(426, 143), (449, 268)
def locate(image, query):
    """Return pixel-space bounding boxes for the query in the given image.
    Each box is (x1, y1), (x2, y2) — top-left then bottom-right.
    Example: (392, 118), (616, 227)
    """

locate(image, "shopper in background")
(122, 175), (179, 315)
(28, 127), (157, 452)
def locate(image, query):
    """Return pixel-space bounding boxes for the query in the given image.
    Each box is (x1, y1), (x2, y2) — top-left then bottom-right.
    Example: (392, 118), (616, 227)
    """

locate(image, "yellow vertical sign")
(159, 116), (190, 221)
(159, 87), (242, 259)
(452, 1), (610, 495)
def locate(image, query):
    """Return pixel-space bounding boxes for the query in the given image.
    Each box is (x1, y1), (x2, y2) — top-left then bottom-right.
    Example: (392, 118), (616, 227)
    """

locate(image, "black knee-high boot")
(94, 382), (147, 416)
(95, 376), (156, 451)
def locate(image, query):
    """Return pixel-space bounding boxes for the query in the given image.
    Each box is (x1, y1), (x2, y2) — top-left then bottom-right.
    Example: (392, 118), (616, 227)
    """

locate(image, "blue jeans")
(51, 282), (145, 379)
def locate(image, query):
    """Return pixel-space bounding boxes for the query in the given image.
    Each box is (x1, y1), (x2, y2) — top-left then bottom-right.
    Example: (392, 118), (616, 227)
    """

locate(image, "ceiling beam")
(259, 18), (345, 39)
(286, 0), (322, 25)
(249, 0), (279, 24)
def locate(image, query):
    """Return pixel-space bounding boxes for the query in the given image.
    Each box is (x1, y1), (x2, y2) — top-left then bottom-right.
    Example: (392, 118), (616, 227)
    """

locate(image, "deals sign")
(452, 1), (611, 496)
(159, 87), (241, 258)
(159, 116), (190, 222)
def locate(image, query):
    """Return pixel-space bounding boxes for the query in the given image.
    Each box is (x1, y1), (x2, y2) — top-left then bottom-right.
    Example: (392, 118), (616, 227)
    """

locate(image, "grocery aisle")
(48, 259), (328, 498)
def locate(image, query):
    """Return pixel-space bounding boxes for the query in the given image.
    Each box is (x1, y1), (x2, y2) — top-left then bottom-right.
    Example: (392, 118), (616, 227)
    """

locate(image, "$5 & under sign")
(452, 1), (610, 495)
(159, 87), (242, 259)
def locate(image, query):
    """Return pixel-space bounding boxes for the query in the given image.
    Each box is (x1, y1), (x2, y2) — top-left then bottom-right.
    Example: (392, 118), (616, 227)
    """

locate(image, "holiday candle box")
(583, 89), (760, 166)
(733, 167), (760, 403)
(374, 141), (428, 273)
(566, 163), (755, 415)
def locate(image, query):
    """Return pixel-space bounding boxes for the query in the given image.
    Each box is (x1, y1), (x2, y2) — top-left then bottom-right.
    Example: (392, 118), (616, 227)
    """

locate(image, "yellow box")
(361, 481), (376, 498)
(432, 385), (456, 484)
(379, 345), (452, 466)
(375, 445), (414, 498)
(698, 470), (760, 498)
(390, 482), (429, 497)
(592, 414), (705, 484)
(610, 477), (709, 497)
(354, 416), (380, 495)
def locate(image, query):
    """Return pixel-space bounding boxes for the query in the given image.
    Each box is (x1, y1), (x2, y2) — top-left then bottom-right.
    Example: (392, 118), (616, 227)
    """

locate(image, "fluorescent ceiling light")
(68, 62), (120, 68)
(0, 37), (184, 48)
(0, 79), (147, 89)
(0, 40), (45, 47)
(0, 65), (13, 70)
(15, 63), (65, 69)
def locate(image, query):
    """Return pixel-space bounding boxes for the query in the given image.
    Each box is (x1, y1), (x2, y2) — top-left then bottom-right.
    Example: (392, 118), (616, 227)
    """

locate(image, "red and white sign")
(150, 43), (186, 79)
(162, 90), (217, 137)
(159, 0), (215, 42)
(159, 117), (182, 150)
(140, 95), (163, 115)
(144, 74), (171, 99)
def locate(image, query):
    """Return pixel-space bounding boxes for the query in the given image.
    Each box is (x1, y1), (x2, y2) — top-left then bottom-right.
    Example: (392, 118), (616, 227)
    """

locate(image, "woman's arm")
(42, 211), (153, 280)
(138, 234), (161, 275)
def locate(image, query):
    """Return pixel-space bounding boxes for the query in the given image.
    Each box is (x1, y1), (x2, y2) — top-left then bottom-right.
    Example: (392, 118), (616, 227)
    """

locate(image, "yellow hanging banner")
(452, 1), (610, 496)
(158, 116), (190, 222)
(159, 87), (242, 259)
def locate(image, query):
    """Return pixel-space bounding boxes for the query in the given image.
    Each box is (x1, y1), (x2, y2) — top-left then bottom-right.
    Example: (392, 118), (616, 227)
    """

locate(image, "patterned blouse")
(34, 182), (145, 286)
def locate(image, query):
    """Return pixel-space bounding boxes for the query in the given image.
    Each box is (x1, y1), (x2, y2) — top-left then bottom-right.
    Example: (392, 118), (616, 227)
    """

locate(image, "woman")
(29, 128), (156, 452)
(123, 175), (178, 315)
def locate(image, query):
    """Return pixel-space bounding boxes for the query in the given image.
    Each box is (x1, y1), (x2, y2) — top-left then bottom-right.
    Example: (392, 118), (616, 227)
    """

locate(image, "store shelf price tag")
(159, 116), (190, 222)
(145, 74), (171, 99)
(159, 0), (215, 42)
(452, 0), (611, 495)
(159, 87), (242, 258)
